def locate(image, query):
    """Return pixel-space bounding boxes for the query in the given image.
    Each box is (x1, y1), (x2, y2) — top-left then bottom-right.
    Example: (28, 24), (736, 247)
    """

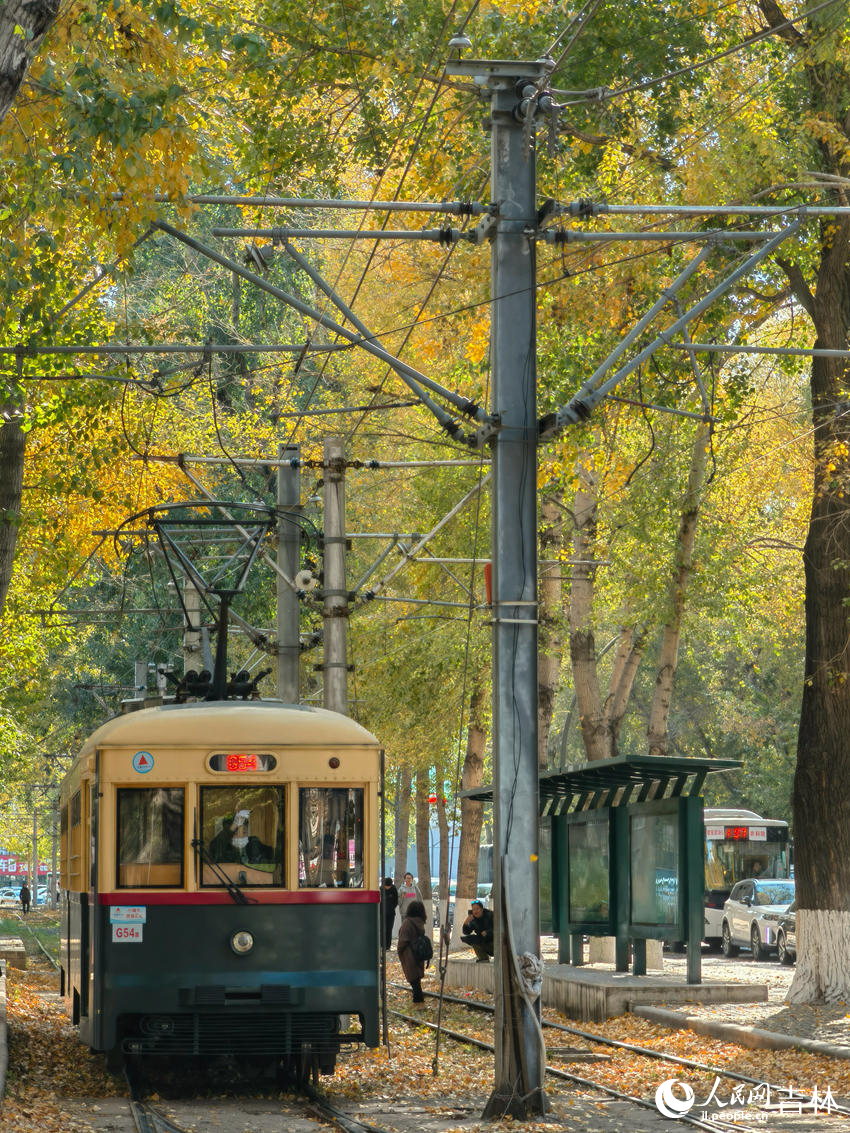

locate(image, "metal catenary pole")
(323, 437), (348, 715)
(277, 443), (301, 703)
(445, 56), (552, 1118)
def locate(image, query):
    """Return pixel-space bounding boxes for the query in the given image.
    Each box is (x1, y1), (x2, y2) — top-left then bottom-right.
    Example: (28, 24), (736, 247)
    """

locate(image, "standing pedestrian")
(397, 899), (428, 1004)
(397, 871), (422, 919)
(381, 876), (399, 949)
(19, 882), (31, 914)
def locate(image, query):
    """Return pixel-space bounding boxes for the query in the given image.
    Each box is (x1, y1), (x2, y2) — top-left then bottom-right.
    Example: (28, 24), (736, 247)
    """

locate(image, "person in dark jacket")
(397, 898), (428, 1003)
(19, 883), (30, 914)
(461, 900), (494, 961)
(381, 876), (399, 949)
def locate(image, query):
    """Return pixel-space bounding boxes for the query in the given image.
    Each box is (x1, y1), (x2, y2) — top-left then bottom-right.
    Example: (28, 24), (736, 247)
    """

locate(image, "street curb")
(633, 1004), (850, 1059)
(0, 958), (7, 1103)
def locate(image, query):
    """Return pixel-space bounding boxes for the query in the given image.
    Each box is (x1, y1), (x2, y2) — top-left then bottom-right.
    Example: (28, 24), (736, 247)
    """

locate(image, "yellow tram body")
(59, 700), (382, 1073)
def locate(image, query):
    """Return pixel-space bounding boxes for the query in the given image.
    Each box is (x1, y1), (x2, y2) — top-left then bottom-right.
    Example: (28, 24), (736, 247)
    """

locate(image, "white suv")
(721, 878), (796, 961)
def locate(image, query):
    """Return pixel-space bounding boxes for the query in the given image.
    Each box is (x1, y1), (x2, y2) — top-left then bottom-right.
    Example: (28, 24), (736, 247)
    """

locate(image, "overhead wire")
(553, 0), (844, 105)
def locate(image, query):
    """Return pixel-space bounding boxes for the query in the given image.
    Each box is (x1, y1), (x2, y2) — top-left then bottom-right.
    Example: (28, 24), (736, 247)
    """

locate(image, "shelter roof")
(463, 754), (740, 815)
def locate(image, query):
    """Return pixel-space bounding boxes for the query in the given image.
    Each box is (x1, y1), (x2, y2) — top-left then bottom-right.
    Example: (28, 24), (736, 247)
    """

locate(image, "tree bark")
(568, 461), (610, 761)
(435, 763), (449, 936)
(788, 214), (850, 1002)
(392, 764), (412, 882)
(604, 624), (646, 744)
(414, 768), (433, 933)
(452, 680), (487, 948)
(0, 418), (25, 619)
(538, 493), (563, 769)
(0, 0), (60, 123)
(646, 420), (712, 755)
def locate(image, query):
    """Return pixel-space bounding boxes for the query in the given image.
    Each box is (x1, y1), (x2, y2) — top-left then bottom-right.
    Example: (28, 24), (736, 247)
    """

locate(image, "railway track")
(388, 982), (850, 1128)
(10, 911), (61, 970)
(124, 1066), (402, 1133)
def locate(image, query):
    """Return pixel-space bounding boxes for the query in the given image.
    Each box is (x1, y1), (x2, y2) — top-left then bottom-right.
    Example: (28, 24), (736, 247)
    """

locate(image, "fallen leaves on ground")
(4, 946), (850, 1133)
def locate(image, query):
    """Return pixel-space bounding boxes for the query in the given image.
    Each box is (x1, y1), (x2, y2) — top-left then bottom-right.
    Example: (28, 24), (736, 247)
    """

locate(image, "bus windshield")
(705, 837), (790, 888)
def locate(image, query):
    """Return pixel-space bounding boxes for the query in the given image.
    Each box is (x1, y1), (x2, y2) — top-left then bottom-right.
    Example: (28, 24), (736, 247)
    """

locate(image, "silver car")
(721, 878), (796, 961)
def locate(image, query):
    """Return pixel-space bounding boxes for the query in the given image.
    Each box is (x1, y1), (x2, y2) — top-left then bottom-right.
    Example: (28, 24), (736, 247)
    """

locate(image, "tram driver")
(210, 806), (273, 865)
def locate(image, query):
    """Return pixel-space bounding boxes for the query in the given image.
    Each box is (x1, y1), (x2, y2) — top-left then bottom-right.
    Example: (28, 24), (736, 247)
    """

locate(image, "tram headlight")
(230, 929), (254, 955)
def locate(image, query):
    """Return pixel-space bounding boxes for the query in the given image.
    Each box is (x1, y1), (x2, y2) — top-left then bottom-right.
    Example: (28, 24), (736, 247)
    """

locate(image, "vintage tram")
(59, 699), (382, 1076)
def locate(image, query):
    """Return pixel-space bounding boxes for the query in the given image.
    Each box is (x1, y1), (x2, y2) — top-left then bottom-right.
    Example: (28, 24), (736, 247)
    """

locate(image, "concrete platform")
(0, 937), (26, 970)
(444, 956), (768, 1022)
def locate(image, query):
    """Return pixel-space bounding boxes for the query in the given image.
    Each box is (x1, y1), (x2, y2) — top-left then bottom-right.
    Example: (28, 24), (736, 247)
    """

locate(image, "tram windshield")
(117, 788), (184, 887)
(200, 786), (284, 886)
(298, 787), (364, 888)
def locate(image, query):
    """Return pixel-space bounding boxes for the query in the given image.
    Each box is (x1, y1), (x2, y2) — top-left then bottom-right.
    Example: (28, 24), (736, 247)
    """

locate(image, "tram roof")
(80, 700), (380, 752)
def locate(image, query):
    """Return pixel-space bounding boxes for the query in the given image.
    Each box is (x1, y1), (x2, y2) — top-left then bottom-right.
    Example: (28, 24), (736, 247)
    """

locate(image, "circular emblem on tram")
(132, 751), (154, 774)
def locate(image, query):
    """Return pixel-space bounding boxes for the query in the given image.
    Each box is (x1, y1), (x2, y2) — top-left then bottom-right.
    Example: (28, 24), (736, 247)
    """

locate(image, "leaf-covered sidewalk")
(4, 953), (850, 1132)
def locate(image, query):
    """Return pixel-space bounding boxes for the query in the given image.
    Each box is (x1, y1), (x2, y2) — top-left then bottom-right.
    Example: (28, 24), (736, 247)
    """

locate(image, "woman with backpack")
(397, 898), (430, 1005)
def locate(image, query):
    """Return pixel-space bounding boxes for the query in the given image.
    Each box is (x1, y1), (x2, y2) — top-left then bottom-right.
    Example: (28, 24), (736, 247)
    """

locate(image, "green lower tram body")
(61, 894), (379, 1073)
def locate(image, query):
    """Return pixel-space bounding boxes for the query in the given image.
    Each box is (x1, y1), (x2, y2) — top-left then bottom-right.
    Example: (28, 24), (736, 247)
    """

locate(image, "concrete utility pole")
(31, 810), (38, 906)
(448, 55), (551, 1118)
(182, 580), (202, 674)
(322, 436), (348, 714)
(277, 443), (301, 703)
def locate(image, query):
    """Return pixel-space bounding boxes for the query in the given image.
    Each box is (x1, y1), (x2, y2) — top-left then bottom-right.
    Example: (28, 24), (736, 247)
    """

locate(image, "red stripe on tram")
(98, 890), (380, 906)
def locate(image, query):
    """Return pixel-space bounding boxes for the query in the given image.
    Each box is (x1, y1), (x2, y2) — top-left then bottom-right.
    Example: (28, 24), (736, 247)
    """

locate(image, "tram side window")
(200, 787), (284, 887)
(117, 788), (184, 888)
(69, 790), (83, 890)
(60, 804), (69, 889)
(298, 787), (364, 889)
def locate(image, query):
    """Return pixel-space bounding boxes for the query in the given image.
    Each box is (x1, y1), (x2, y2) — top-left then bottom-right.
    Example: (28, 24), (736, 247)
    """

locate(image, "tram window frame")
(69, 790), (83, 890)
(298, 786), (365, 889)
(116, 787), (185, 889)
(199, 786), (284, 888)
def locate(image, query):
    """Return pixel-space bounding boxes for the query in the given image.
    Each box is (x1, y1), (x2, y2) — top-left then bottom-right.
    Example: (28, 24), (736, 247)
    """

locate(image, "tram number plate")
(112, 924), (143, 942)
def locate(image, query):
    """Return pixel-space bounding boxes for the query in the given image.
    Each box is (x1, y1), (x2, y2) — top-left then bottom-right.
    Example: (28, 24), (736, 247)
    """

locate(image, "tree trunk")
(392, 765), (411, 882)
(538, 493), (563, 769)
(605, 625), (646, 744)
(788, 220), (850, 1002)
(415, 769), (433, 929)
(0, 418), (25, 619)
(435, 765), (449, 937)
(646, 420), (711, 755)
(568, 461), (610, 761)
(452, 680), (487, 948)
(0, 0), (60, 123)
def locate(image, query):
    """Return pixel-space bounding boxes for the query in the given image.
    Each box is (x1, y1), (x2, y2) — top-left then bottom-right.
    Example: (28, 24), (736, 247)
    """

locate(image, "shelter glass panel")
(298, 787), (364, 888)
(630, 812), (678, 925)
(568, 816), (609, 922)
(200, 786), (283, 886)
(117, 788), (184, 888)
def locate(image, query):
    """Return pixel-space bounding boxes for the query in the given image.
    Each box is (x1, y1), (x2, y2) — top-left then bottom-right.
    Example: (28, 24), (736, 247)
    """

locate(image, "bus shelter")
(544, 755), (740, 984)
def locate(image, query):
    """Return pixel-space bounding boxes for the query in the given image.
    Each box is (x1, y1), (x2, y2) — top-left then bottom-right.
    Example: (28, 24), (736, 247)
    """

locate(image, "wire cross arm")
(153, 221), (492, 444)
(212, 226), (475, 244)
(275, 236), (487, 445)
(538, 217), (802, 440)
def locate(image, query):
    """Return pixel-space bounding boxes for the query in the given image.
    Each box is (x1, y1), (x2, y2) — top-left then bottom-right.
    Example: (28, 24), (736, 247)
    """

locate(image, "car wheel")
(777, 930), (793, 965)
(750, 925), (764, 962)
(721, 922), (738, 958)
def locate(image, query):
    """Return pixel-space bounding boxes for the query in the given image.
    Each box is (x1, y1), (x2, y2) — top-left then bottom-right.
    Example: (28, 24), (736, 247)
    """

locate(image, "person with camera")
(461, 899), (494, 962)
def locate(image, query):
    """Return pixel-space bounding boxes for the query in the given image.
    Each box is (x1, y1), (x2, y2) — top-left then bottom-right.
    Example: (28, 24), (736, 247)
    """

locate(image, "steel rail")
(302, 1085), (399, 1133)
(11, 913), (60, 969)
(388, 1008), (729, 1132)
(388, 983), (850, 1117)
